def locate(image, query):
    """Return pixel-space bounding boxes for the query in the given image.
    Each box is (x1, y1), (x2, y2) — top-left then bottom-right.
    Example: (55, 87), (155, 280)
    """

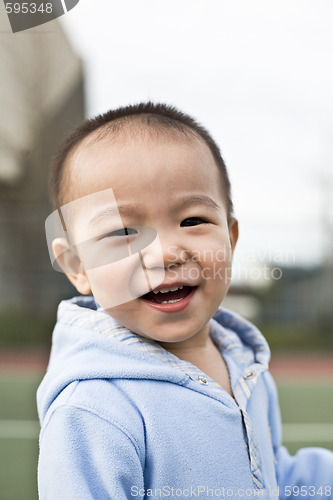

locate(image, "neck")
(157, 323), (215, 360)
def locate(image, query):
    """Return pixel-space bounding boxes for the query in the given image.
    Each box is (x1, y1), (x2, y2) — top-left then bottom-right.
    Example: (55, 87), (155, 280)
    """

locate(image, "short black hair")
(49, 102), (234, 221)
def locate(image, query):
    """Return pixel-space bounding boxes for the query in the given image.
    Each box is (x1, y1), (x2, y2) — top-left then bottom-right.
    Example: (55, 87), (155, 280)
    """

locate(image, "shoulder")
(41, 378), (146, 452)
(37, 379), (147, 498)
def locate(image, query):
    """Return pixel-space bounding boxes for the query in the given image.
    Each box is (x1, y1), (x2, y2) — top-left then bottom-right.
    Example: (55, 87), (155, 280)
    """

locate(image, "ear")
(52, 238), (92, 295)
(228, 217), (239, 254)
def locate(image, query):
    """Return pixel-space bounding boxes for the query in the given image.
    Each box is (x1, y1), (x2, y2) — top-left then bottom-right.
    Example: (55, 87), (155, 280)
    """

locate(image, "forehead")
(66, 126), (223, 205)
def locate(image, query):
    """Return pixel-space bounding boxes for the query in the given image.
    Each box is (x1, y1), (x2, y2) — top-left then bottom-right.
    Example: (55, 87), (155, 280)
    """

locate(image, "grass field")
(0, 372), (332, 500)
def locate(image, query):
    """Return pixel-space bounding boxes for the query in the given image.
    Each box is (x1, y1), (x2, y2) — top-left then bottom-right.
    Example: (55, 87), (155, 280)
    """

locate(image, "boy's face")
(62, 130), (238, 346)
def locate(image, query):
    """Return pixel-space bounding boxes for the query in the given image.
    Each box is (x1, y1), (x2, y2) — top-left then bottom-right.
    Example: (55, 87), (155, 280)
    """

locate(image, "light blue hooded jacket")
(37, 297), (333, 499)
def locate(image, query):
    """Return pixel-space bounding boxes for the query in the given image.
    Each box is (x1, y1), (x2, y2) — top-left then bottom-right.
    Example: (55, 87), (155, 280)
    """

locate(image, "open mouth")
(140, 285), (195, 304)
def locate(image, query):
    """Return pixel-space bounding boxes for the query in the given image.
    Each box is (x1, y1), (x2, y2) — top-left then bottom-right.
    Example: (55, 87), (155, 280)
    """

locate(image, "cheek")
(85, 249), (165, 310)
(196, 236), (232, 266)
(85, 253), (147, 309)
(197, 238), (233, 285)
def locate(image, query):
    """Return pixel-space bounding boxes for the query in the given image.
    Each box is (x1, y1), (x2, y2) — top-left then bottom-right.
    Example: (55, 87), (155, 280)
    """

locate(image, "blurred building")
(223, 284), (262, 323)
(225, 260), (333, 332)
(259, 264), (333, 328)
(0, 13), (84, 313)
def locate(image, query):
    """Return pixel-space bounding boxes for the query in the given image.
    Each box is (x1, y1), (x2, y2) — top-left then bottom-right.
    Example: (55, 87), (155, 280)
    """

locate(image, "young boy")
(38, 102), (333, 499)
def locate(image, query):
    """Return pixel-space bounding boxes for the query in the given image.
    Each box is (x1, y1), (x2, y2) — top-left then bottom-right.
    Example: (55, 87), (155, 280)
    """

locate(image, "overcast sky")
(60, 0), (333, 283)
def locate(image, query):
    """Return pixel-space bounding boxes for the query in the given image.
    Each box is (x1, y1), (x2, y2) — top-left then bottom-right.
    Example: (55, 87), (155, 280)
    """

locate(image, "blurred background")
(0, 1), (332, 498)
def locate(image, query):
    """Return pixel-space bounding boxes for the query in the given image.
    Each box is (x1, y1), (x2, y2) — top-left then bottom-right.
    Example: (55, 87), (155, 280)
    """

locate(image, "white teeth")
(153, 285), (183, 294)
(161, 298), (182, 304)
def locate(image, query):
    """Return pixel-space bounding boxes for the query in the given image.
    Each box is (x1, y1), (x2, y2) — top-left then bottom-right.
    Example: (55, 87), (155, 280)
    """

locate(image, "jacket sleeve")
(38, 405), (145, 500)
(265, 372), (333, 498)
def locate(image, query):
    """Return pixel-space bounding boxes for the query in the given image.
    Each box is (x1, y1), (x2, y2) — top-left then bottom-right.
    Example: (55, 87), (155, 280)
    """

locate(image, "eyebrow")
(175, 194), (221, 212)
(88, 204), (141, 226)
(88, 194), (221, 226)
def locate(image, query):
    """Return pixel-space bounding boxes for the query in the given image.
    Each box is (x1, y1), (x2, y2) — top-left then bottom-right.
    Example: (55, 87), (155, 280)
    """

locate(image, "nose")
(141, 229), (189, 270)
(163, 243), (189, 270)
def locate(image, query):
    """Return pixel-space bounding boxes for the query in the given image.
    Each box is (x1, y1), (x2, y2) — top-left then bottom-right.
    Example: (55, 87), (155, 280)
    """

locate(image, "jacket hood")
(37, 296), (270, 425)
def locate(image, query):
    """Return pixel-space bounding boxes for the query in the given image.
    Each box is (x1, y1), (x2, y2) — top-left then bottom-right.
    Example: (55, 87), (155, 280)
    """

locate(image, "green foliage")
(0, 310), (54, 348)
(258, 323), (333, 353)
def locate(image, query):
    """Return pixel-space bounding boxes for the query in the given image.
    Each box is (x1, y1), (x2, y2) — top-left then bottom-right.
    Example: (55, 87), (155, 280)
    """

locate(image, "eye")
(180, 217), (208, 227)
(102, 227), (138, 238)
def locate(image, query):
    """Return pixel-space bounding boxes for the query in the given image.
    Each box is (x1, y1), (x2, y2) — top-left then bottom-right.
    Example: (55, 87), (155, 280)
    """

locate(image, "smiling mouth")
(140, 286), (195, 304)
